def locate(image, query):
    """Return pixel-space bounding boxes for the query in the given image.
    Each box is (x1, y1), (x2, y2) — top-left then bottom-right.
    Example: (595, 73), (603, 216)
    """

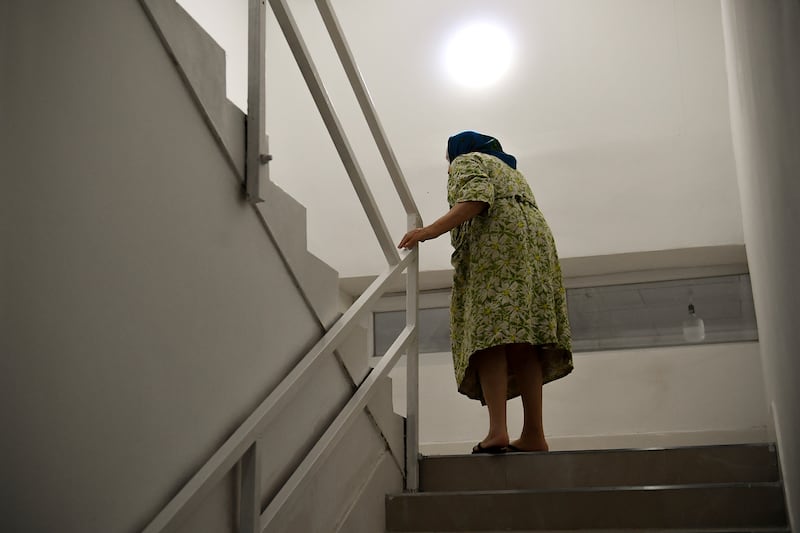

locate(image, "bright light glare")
(444, 23), (514, 88)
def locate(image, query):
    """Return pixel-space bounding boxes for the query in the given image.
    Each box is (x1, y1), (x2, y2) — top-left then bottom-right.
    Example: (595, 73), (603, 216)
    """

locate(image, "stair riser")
(420, 445), (780, 492)
(389, 529), (791, 533)
(386, 484), (787, 531)
(258, 181), (342, 327)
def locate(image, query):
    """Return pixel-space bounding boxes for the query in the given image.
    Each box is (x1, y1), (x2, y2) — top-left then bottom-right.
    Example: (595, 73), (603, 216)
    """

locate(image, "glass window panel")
(568, 274), (758, 351)
(373, 274), (758, 356)
(373, 307), (451, 356)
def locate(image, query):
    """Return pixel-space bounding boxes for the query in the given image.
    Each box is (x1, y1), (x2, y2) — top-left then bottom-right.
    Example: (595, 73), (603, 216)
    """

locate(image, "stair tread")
(418, 443), (780, 492)
(392, 480), (785, 497)
(389, 444), (788, 532)
(386, 482), (787, 531)
(423, 442), (776, 458)
(389, 529), (791, 533)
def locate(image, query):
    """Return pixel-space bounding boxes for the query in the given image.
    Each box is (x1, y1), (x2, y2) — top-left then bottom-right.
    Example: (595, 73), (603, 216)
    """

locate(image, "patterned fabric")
(448, 152), (573, 403)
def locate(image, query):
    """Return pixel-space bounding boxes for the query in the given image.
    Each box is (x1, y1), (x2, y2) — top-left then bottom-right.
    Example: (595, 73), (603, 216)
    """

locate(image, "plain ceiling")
(177, 0), (745, 279)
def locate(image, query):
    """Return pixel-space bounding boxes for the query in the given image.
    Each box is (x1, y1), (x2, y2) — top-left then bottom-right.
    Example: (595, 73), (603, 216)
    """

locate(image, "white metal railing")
(143, 0), (421, 531)
(245, 0), (268, 203)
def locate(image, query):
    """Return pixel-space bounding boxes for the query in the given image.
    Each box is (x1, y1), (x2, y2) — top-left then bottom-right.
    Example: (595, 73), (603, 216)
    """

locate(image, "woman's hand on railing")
(398, 227), (434, 250)
(398, 201), (487, 249)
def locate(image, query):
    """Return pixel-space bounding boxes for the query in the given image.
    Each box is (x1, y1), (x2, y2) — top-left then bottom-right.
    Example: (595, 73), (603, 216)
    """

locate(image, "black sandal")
(472, 442), (506, 455)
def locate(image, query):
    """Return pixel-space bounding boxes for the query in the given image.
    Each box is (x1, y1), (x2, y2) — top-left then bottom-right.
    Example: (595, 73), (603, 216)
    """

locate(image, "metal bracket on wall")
(245, 131), (270, 204)
(246, 0), (267, 204)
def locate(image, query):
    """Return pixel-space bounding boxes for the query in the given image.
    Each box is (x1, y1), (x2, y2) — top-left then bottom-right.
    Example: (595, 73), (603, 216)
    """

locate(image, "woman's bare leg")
(507, 343), (548, 451)
(472, 345), (510, 449)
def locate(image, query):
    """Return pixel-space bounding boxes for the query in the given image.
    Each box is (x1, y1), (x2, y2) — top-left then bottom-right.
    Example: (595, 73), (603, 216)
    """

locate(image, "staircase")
(387, 444), (790, 532)
(135, 1), (408, 531)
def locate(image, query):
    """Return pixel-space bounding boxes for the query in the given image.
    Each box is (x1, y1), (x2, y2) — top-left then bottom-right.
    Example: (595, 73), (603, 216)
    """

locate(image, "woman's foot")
(506, 438), (549, 453)
(478, 432), (509, 450)
(472, 442), (506, 454)
(472, 431), (509, 453)
(472, 434), (509, 454)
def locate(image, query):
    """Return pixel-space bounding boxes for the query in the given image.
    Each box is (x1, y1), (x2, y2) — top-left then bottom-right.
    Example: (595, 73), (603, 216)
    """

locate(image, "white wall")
(721, 1), (800, 528)
(388, 342), (768, 454)
(0, 3), (324, 532)
(173, 0), (744, 278)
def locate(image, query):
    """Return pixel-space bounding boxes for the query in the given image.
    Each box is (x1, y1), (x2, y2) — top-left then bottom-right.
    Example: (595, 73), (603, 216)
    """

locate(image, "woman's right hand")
(398, 227), (433, 250)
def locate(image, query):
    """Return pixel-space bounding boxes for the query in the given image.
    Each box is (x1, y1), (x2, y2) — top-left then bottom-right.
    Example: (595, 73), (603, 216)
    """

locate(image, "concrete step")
(145, 2), (342, 327)
(264, 371), (404, 532)
(386, 482), (788, 532)
(259, 181), (309, 266)
(258, 352), (353, 506)
(337, 322), (371, 384)
(141, 0), (238, 160)
(366, 374), (405, 470)
(267, 404), (402, 532)
(419, 444), (780, 492)
(298, 251), (340, 328)
(221, 98), (246, 177)
(389, 444), (788, 532)
(258, 181), (342, 327)
(392, 527), (792, 533)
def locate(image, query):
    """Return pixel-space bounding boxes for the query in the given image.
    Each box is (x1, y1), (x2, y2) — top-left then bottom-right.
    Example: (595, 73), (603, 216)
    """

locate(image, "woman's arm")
(397, 201), (487, 249)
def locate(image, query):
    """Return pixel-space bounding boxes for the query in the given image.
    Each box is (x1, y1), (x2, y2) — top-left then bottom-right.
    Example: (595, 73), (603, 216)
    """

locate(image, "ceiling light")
(444, 23), (514, 88)
(682, 303), (706, 343)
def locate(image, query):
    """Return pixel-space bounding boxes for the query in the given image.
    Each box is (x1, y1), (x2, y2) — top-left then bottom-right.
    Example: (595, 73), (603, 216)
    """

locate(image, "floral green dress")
(448, 152), (573, 402)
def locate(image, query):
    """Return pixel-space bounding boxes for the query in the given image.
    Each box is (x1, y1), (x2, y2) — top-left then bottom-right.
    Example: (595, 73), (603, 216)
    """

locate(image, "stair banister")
(142, 253), (416, 533)
(265, 0), (423, 506)
(405, 242), (420, 491)
(266, 0), (422, 490)
(269, 0), (402, 265)
(308, 0), (421, 488)
(313, 0), (422, 229)
(143, 0), (421, 530)
(261, 319), (418, 528)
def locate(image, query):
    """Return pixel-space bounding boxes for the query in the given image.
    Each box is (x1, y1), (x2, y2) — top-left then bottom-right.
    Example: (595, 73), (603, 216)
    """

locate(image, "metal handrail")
(265, 0), (423, 501)
(313, 0), (422, 229)
(142, 0), (421, 531)
(269, 0), (401, 265)
(142, 253), (416, 533)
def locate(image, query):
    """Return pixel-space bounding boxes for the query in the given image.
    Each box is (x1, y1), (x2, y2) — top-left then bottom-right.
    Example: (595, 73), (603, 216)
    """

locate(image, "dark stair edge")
(420, 441), (778, 460)
(388, 480), (785, 499)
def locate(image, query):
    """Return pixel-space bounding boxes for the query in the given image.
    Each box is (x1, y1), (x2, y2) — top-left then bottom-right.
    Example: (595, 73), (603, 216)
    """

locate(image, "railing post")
(405, 247), (420, 491)
(238, 440), (262, 533)
(246, 0), (268, 203)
